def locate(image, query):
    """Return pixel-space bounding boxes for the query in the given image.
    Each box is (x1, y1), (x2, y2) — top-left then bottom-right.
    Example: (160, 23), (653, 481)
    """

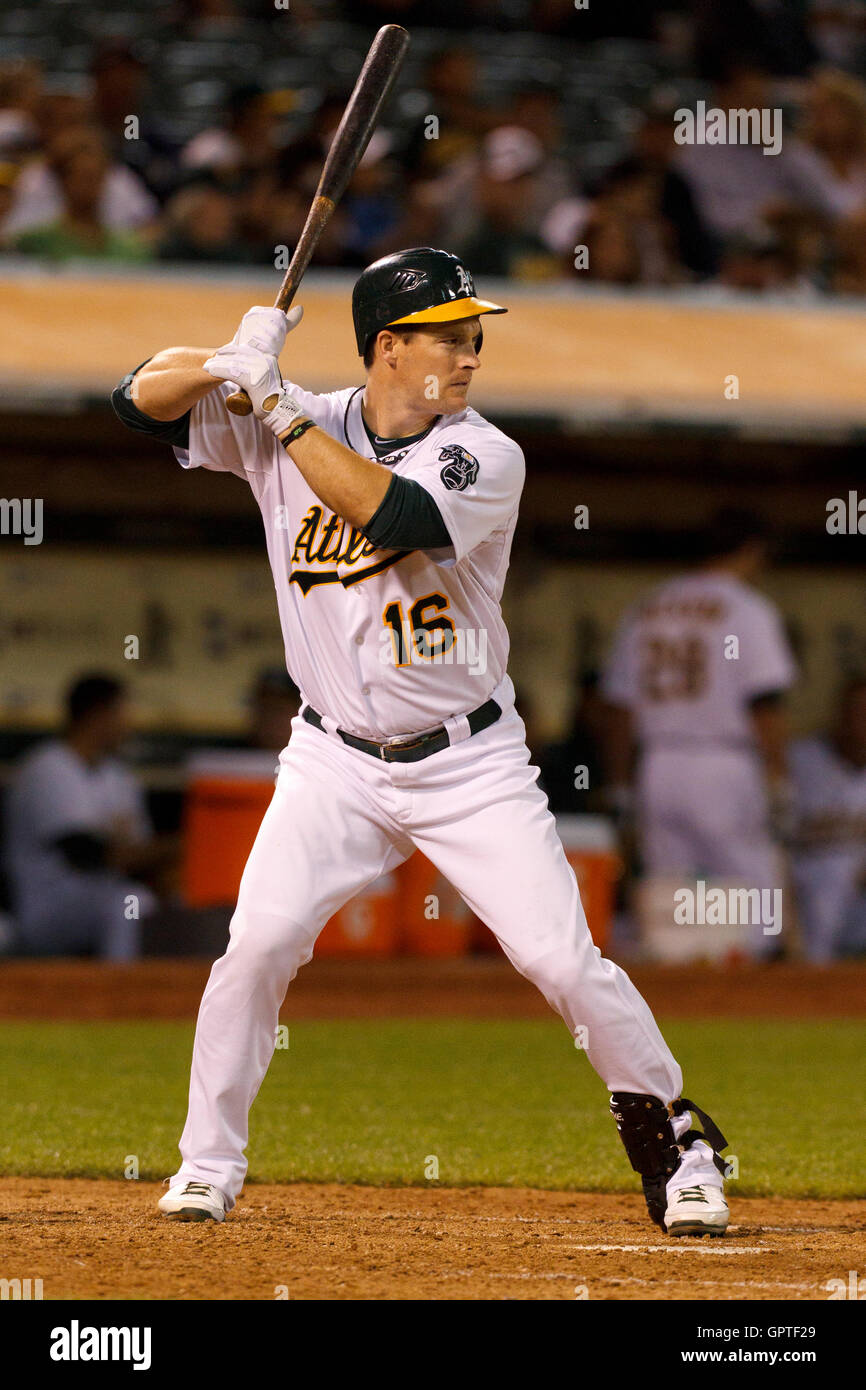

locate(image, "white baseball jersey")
(602, 571), (797, 748)
(789, 736), (866, 960)
(790, 736), (866, 851)
(174, 380), (525, 739)
(5, 739), (151, 919)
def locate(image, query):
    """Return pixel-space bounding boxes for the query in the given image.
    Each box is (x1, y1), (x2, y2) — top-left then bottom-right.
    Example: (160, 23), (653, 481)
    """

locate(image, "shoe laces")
(676, 1185), (710, 1203)
(182, 1181), (214, 1196)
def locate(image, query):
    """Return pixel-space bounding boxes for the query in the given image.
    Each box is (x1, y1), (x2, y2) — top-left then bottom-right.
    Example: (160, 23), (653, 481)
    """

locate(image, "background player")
(790, 676), (866, 962)
(4, 674), (160, 958)
(113, 247), (729, 1236)
(601, 508), (798, 956)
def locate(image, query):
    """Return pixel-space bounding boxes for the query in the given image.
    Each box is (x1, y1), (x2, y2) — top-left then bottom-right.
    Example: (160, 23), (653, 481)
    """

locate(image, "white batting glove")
(231, 304), (303, 357)
(203, 345), (306, 437)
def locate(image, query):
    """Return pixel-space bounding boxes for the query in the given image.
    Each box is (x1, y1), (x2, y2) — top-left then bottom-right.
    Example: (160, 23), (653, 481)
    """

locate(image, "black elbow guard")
(110, 358), (191, 448)
(362, 475), (452, 550)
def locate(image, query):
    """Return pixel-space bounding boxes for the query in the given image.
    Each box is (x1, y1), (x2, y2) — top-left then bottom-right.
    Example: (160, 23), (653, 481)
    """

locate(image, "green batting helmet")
(351, 246), (507, 357)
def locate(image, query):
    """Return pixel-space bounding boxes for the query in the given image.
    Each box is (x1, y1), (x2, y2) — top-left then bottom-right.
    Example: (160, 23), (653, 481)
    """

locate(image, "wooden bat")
(225, 23), (410, 415)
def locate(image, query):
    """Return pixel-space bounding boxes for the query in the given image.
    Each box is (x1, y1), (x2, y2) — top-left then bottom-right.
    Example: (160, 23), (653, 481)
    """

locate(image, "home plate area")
(0, 1180), (862, 1301)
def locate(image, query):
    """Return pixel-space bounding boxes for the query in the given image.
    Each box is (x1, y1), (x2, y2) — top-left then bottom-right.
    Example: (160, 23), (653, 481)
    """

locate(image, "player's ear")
(474, 325), (483, 354)
(378, 329), (400, 367)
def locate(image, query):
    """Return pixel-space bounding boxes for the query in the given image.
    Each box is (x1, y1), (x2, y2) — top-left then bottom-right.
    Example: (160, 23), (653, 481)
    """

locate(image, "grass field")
(0, 1017), (860, 1197)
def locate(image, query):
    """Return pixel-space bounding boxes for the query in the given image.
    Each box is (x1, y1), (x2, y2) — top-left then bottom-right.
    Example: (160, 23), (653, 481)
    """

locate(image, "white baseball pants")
(637, 745), (785, 957)
(171, 706), (684, 1206)
(638, 745), (780, 889)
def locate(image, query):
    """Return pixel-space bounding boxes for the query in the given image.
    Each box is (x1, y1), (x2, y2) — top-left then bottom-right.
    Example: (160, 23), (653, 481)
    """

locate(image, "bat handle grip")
(225, 388), (253, 417)
(224, 277), (301, 418)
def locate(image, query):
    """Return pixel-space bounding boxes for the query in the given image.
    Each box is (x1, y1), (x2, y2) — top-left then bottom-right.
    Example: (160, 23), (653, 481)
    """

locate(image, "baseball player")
(790, 677), (866, 963)
(602, 509), (797, 955)
(112, 247), (728, 1235)
(4, 674), (157, 959)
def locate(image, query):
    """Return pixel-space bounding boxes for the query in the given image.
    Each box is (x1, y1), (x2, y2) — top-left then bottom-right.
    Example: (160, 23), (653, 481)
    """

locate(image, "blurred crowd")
(3, 1), (866, 295)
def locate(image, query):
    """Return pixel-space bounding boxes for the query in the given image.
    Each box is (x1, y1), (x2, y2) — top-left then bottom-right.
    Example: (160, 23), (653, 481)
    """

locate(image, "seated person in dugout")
(790, 676), (866, 963)
(3, 674), (173, 959)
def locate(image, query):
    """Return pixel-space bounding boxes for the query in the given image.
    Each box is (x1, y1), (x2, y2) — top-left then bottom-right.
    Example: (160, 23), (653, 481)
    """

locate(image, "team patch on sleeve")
(439, 444), (480, 491)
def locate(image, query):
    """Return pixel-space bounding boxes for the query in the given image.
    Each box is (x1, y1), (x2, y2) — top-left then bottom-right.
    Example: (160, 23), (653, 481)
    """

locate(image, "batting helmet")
(351, 247), (507, 357)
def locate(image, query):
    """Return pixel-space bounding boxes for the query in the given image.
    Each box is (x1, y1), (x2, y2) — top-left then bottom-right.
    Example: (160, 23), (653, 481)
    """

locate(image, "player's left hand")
(203, 345), (305, 437)
(231, 304), (303, 358)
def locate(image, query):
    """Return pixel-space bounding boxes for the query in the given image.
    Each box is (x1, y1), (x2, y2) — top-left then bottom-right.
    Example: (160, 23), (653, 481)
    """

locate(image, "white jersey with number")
(174, 380), (525, 739)
(602, 571), (797, 748)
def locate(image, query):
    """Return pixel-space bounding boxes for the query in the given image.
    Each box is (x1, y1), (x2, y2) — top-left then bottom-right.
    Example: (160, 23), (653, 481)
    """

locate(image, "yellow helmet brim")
(386, 295), (507, 327)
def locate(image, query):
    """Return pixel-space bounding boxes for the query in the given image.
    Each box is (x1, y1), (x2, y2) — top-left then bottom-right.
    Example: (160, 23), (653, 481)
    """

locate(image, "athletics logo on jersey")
(439, 444), (479, 491)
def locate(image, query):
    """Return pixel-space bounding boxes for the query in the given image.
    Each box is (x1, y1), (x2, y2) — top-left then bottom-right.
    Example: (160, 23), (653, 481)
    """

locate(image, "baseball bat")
(225, 23), (410, 416)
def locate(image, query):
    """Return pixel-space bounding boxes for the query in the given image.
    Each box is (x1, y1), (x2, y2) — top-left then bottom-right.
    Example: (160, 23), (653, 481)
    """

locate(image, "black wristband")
(280, 417), (317, 448)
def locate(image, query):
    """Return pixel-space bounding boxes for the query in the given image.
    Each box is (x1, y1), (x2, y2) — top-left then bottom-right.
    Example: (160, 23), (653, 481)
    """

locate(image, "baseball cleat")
(664, 1184), (729, 1237)
(158, 1181), (227, 1223)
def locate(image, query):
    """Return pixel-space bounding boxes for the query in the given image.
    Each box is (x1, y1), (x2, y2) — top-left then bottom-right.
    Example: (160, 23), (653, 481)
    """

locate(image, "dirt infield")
(1, 958), (862, 1300)
(0, 1178), (861, 1301)
(0, 956), (864, 1020)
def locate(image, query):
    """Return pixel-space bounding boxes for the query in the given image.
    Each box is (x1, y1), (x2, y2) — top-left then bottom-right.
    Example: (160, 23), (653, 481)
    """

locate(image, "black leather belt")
(302, 698), (501, 763)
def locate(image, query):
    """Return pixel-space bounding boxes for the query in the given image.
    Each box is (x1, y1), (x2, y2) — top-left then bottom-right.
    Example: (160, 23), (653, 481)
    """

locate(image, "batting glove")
(231, 304), (303, 358)
(203, 345), (306, 438)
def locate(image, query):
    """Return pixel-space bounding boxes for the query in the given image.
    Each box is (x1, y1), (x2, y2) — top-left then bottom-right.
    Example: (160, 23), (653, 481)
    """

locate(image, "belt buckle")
(381, 731), (430, 761)
(381, 737), (413, 762)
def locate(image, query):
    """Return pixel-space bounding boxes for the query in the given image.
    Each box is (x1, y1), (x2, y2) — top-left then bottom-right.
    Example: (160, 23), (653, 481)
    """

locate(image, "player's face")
(94, 697), (131, 754)
(399, 318), (482, 414)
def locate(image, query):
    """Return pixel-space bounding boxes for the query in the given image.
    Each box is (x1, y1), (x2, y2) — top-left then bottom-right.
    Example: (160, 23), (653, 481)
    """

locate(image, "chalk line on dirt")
(564, 1244), (768, 1254)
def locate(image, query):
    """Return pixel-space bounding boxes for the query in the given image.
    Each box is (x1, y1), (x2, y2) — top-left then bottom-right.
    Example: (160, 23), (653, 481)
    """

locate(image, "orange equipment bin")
(181, 751), (401, 956)
(315, 872), (401, 957)
(470, 813), (619, 954)
(395, 852), (473, 957)
(182, 755), (276, 909)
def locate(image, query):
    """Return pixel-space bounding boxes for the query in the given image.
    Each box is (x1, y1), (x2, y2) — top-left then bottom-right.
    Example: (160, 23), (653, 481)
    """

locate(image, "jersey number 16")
(383, 593), (456, 666)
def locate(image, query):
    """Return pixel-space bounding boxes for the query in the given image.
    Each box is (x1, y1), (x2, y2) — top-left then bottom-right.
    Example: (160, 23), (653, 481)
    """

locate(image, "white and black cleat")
(158, 1180), (227, 1223)
(664, 1184), (729, 1237)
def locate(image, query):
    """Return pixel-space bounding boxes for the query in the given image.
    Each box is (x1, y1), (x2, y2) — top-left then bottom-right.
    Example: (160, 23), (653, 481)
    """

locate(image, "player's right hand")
(231, 304), (303, 358)
(203, 345), (305, 437)
(203, 345), (283, 407)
